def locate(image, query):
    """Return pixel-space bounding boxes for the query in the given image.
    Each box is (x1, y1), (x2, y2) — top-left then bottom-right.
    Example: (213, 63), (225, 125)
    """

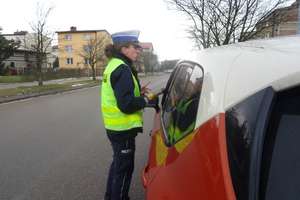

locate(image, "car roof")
(187, 35), (300, 127)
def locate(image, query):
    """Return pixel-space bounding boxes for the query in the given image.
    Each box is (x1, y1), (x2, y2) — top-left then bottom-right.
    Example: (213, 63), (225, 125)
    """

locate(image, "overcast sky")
(0, 0), (197, 61)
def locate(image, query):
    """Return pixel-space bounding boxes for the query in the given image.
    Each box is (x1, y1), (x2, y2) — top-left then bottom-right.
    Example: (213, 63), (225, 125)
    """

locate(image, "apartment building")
(256, 0), (299, 38)
(137, 42), (159, 73)
(56, 27), (111, 73)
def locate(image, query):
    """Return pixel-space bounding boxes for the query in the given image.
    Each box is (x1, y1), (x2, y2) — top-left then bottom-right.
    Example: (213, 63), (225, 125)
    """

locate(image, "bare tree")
(161, 59), (179, 71)
(166, 0), (290, 49)
(141, 51), (159, 74)
(79, 35), (107, 80)
(26, 3), (54, 86)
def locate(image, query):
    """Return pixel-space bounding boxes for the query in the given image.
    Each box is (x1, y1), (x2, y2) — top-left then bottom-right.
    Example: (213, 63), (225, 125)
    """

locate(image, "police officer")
(101, 30), (157, 200)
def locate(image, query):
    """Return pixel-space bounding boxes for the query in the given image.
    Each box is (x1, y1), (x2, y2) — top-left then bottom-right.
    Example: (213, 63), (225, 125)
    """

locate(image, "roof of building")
(56, 30), (109, 33)
(56, 27), (110, 34)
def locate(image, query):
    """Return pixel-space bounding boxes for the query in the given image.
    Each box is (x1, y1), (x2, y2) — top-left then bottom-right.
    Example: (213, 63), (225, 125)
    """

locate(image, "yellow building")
(56, 26), (111, 74)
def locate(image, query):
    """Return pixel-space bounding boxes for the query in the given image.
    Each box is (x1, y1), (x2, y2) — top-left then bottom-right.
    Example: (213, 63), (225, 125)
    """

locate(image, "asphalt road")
(0, 74), (169, 200)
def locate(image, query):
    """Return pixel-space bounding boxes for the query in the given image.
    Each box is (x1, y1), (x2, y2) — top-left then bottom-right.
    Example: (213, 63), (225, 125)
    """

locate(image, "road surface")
(0, 74), (169, 200)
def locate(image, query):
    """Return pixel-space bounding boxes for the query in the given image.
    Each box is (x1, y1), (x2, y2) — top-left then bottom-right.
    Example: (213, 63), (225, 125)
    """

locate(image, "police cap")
(111, 30), (140, 44)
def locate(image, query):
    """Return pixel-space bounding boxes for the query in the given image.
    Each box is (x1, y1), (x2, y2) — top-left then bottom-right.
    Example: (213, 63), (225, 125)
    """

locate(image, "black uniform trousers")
(105, 131), (137, 200)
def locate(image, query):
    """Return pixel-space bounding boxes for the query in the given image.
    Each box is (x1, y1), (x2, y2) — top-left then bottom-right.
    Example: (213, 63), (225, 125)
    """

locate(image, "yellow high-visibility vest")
(101, 58), (143, 131)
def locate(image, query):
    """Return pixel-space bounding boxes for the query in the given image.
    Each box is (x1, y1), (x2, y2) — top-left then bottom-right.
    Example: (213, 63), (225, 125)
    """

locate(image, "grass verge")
(0, 75), (36, 83)
(0, 80), (99, 98)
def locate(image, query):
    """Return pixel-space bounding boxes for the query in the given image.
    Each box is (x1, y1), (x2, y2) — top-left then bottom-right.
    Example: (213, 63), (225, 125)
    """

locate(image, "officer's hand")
(141, 87), (150, 95)
(144, 91), (156, 101)
(145, 96), (160, 113)
(141, 82), (151, 95)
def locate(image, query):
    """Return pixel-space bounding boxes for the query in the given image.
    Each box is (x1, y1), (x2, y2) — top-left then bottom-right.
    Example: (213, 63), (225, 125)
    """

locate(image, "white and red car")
(143, 36), (300, 200)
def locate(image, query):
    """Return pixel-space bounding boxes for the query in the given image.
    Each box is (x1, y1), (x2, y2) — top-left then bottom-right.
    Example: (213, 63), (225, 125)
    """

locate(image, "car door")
(225, 84), (300, 200)
(259, 85), (300, 200)
(225, 87), (276, 200)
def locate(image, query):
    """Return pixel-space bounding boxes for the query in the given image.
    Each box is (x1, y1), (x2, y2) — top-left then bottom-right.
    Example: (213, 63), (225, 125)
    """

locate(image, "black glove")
(145, 96), (160, 113)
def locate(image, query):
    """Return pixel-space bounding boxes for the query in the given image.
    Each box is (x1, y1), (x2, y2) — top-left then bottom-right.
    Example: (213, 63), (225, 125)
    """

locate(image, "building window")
(83, 45), (92, 53)
(64, 34), (72, 40)
(83, 34), (91, 40)
(84, 58), (91, 65)
(15, 37), (21, 44)
(10, 62), (15, 68)
(264, 32), (271, 38)
(66, 58), (73, 65)
(276, 25), (281, 35)
(65, 45), (73, 53)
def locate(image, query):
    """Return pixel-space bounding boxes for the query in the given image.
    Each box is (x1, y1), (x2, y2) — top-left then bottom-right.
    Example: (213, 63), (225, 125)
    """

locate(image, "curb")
(0, 83), (99, 104)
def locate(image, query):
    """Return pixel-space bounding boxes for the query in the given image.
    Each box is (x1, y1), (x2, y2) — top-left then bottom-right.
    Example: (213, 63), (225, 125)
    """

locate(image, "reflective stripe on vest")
(101, 58), (143, 131)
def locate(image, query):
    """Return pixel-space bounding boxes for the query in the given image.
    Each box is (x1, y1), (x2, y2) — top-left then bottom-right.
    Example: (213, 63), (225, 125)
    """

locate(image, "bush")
(0, 64), (9, 76)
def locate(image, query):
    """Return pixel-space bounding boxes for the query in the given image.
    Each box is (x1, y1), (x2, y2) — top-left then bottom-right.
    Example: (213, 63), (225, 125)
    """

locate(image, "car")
(142, 36), (300, 200)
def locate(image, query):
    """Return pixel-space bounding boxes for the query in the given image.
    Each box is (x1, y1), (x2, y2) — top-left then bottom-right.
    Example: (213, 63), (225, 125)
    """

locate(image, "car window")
(260, 86), (300, 200)
(161, 61), (203, 146)
(225, 87), (275, 200)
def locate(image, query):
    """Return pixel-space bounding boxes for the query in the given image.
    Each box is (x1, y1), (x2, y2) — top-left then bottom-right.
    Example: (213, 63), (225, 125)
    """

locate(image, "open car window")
(161, 61), (204, 146)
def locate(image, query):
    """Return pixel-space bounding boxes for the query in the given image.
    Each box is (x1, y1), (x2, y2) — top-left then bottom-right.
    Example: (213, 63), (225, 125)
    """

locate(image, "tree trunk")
(38, 70), (43, 86)
(36, 62), (43, 86)
(38, 74), (43, 86)
(91, 66), (96, 80)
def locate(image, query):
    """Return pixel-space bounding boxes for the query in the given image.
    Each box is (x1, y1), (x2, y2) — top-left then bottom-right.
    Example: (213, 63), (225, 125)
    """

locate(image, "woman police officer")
(101, 30), (157, 200)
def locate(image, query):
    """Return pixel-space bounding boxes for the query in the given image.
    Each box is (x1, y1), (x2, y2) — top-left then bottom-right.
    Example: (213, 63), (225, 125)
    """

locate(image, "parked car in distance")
(142, 36), (300, 200)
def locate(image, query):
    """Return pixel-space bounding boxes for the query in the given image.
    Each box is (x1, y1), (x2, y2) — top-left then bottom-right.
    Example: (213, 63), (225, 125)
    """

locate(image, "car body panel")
(143, 114), (236, 200)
